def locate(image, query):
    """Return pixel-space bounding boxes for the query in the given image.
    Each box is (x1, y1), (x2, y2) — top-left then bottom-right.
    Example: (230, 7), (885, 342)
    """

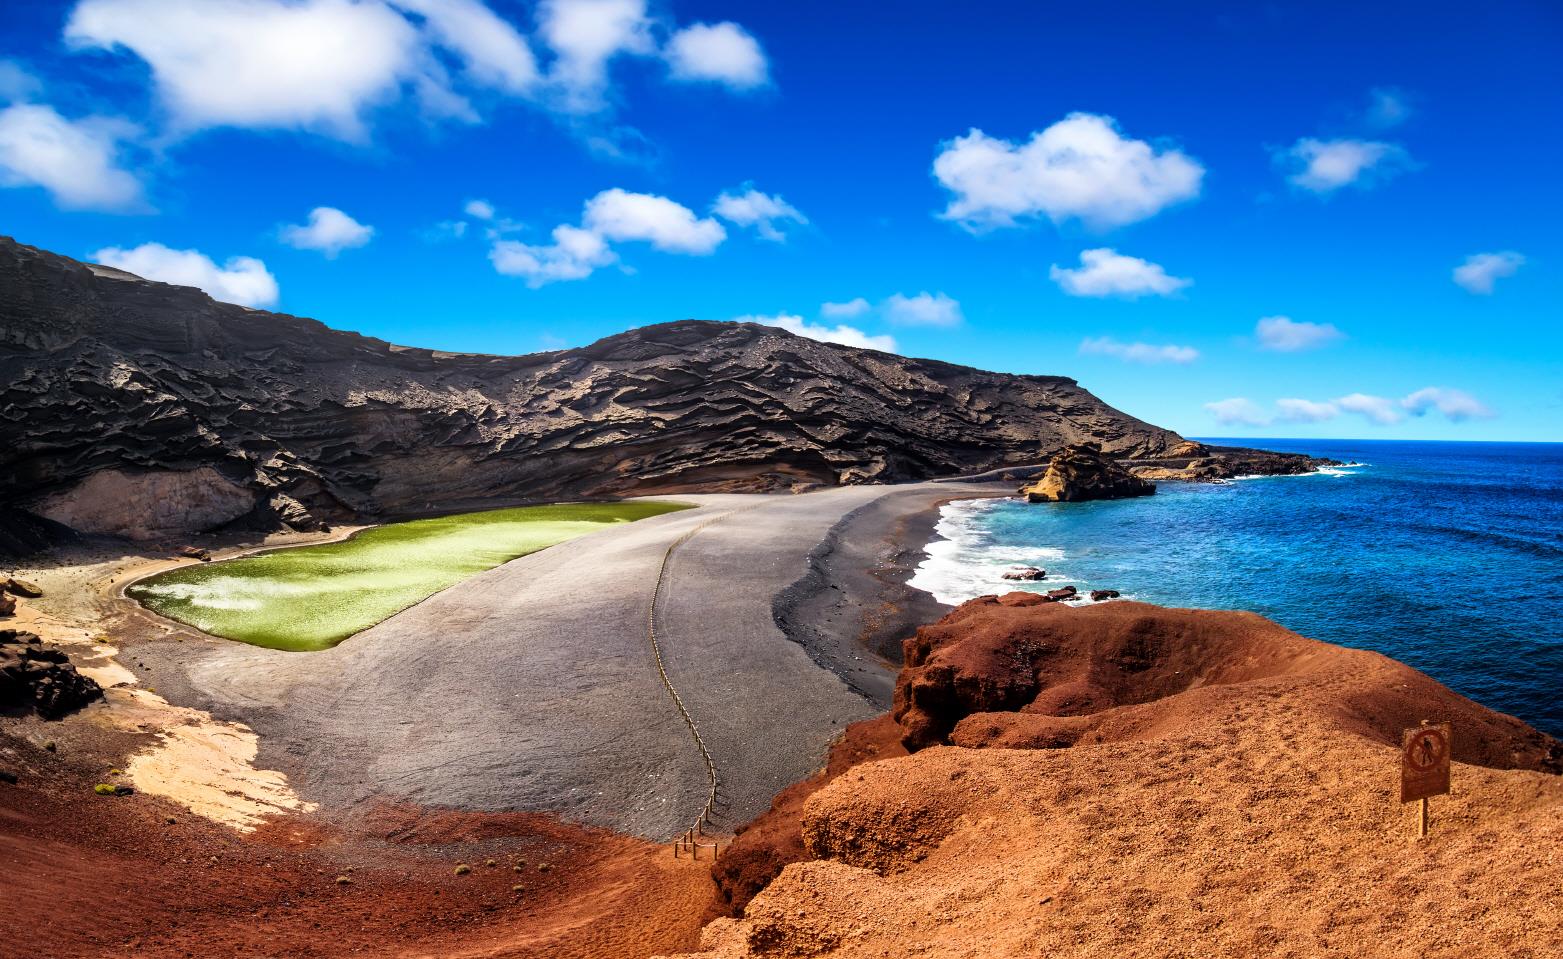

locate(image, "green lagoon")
(128, 501), (692, 651)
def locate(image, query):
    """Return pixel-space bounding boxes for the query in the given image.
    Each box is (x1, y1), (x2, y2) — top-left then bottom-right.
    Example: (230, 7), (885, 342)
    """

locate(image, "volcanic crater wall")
(0, 236), (1179, 539)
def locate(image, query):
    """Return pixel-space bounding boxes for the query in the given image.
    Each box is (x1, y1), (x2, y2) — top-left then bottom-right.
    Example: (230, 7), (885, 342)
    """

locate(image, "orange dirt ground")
(675, 596), (1563, 959)
(0, 720), (713, 959)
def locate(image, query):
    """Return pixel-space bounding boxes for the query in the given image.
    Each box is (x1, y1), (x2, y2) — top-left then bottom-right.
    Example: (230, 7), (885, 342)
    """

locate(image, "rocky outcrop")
(1018, 443), (1156, 503)
(1000, 566), (1045, 581)
(0, 237), (1182, 543)
(0, 629), (103, 718)
(1127, 443), (1340, 482)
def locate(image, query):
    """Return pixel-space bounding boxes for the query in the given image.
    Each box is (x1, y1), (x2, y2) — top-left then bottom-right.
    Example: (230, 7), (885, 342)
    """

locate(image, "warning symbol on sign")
(1401, 722), (1452, 804)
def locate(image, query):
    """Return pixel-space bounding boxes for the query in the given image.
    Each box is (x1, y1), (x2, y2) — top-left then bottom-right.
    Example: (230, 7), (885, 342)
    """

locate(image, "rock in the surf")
(1020, 444), (1156, 503)
(1001, 567), (1046, 581)
(1046, 587), (1078, 601)
(1090, 589), (1121, 602)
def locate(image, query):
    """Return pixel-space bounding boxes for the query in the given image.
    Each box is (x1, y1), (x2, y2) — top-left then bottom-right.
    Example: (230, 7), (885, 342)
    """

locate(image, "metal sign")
(1401, 722), (1452, 803)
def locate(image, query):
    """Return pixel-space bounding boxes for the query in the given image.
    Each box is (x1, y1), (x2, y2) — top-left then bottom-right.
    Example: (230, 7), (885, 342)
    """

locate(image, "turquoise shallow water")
(910, 439), (1563, 737)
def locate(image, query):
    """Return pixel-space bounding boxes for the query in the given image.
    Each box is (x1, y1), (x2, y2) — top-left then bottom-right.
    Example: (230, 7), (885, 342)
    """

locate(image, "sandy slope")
(676, 597), (1563, 959)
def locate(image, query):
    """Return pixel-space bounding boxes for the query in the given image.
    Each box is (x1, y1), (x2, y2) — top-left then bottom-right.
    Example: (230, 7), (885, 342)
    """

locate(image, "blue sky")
(2, 0), (1559, 441)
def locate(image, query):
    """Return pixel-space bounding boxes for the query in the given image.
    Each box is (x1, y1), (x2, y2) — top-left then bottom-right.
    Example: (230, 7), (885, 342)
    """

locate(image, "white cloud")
(464, 197), (496, 219)
(741, 313), (896, 353)
(0, 103), (144, 211)
(883, 291), (962, 327)
(932, 113), (1204, 231)
(280, 206), (374, 257)
(92, 242), (278, 306)
(487, 188), (725, 285)
(1280, 138), (1409, 193)
(1275, 398), (1340, 423)
(1050, 248), (1190, 298)
(583, 188), (725, 253)
(0, 60), (43, 102)
(1402, 387), (1494, 421)
(535, 0), (655, 113)
(712, 186), (806, 241)
(1079, 336), (1198, 365)
(1336, 392), (1404, 425)
(1205, 398), (1270, 427)
(66, 0), (429, 140)
(1452, 251), (1524, 294)
(1366, 87), (1411, 128)
(490, 223), (616, 287)
(665, 21), (768, 89)
(1255, 315), (1345, 352)
(390, 0), (538, 95)
(820, 297), (870, 318)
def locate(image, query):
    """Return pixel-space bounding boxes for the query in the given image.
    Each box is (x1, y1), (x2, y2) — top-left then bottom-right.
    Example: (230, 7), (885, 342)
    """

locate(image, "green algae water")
(128, 501), (692, 651)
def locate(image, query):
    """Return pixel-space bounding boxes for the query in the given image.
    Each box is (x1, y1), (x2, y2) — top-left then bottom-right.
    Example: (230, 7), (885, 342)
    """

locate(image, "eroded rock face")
(0, 237), (1182, 541)
(29, 467), (256, 540)
(1018, 443), (1156, 503)
(0, 629), (103, 719)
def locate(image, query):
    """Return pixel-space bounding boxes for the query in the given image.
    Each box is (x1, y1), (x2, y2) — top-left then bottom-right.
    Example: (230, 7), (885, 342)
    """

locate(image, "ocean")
(910, 439), (1563, 738)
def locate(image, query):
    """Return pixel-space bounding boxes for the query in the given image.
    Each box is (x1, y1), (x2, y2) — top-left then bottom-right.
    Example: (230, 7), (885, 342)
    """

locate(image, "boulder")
(1019, 444), (1156, 503)
(1001, 566), (1046, 581)
(1090, 589), (1121, 602)
(177, 546), (212, 562)
(0, 593), (14, 617)
(0, 629), (104, 718)
(4, 577), (42, 598)
(1046, 586), (1078, 601)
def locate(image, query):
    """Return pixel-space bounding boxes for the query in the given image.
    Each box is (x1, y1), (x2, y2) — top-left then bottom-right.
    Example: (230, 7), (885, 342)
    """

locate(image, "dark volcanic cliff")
(0, 236), (1180, 539)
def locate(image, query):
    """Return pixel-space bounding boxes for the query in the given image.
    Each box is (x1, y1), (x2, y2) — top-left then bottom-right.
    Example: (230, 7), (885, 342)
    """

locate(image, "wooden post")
(1419, 797), (1429, 838)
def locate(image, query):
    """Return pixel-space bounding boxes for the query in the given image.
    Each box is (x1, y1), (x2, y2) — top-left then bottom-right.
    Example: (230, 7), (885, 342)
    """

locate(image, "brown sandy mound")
(674, 598), (1563, 958)
(0, 726), (713, 959)
(709, 715), (906, 919)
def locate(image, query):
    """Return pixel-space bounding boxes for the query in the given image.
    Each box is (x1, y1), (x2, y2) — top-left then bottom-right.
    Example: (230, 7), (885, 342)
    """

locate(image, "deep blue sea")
(910, 439), (1563, 737)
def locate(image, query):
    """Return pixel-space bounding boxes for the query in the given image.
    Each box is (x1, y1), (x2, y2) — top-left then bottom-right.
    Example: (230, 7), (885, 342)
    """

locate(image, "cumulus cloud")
(1279, 138), (1410, 193)
(1275, 398), (1340, 423)
(487, 188), (724, 285)
(0, 103), (144, 211)
(820, 297), (870, 318)
(1050, 248), (1190, 298)
(92, 242), (278, 306)
(1335, 392), (1404, 425)
(665, 21), (768, 89)
(490, 224), (616, 287)
(1079, 337), (1198, 364)
(1255, 315), (1345, 351)
(464, 197), (496, 219)
(280, 206), (374, 257)
(1205, 398), (1270, 427)
(1452, 251), (1524, 294)
(740, 313), (896, 353)
(713, 186), (807, 241)
(64, 0), (767, 141)
(583, 187), (725, 253)
(933, 113), (1204, 231)
(66, 0), (431, 140)
(883, 291), (963, 327)
(1402, 387), (1494, 421)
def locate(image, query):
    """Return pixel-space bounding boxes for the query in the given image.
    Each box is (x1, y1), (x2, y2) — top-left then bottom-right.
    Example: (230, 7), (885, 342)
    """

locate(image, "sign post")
(1400, 721), (1451, 839)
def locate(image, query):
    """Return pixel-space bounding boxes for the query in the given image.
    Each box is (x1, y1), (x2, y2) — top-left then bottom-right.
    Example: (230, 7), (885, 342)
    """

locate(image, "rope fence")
(646, 505), (760, 860)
